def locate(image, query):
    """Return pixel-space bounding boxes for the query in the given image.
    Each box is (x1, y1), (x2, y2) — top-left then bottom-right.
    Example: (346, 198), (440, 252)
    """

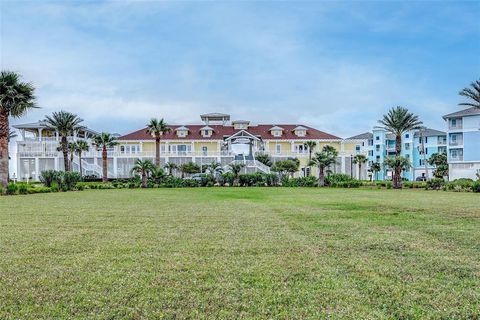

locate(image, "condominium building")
(13, 113), (365, 181)
(349, 127), (447, 181)
(443, 107), (480, 180)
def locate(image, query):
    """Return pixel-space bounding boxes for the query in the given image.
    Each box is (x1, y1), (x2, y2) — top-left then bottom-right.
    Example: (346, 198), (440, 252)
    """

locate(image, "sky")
(1, 0), (479, 138)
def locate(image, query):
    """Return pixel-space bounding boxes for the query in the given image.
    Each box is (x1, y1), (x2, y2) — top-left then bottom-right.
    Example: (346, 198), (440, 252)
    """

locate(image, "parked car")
(416, 176), (427, 181)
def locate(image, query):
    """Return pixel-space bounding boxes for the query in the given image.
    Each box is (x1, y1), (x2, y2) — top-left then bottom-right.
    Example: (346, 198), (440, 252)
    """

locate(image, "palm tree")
(146, 118), (171, 166)
(164, 162), (178, 176)
(228, 163), (245, 185)
(255, 153), (272, 167)
(310, 145), (338, 186)
(131, 159), (155, 188)
(150, 166), (166, 184)
(459, 79), (480, 108)
(44, 111), (84, 172)
(353, 154), (367, 180)
(0, 71), (36, 187)
(377, 106), (422, 188)
(384, 156), (411, 188)
(93, 133), (118, 182)
(370, 162), (381, 181)
(74, 140), (89, 177)
(304, 141), (317, 176)
(206, 161), (223, 178)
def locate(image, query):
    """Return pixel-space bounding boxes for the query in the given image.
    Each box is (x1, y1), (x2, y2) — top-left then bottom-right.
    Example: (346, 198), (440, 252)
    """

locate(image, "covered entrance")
(225, 130), (261, 160)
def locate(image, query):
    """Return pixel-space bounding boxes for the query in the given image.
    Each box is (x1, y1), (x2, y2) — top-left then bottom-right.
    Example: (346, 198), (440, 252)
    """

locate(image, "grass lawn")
(0, 188), (479, 319)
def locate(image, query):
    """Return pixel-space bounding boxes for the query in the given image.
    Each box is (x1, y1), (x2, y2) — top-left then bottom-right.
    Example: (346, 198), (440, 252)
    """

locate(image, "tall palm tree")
(370, 162), (381, 181)
(131, 159), (155, 188)
(44, 111), (84, 172)
(377, 106), (422, 188)
(164, 162), (178, 176)
(310, 145), (338, 186)
(0, 71), (36, 187)
(459, 79), (480, 108)
(146, 118), (171, 166)
(353, 154), (367, 180)
(93, 133), (118, 182)
(74, 140), (89, 177)
(304, 141), (317, 176)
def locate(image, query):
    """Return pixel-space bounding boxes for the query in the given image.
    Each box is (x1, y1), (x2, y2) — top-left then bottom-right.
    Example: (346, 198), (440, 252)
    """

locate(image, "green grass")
(1, 188), (479, 319)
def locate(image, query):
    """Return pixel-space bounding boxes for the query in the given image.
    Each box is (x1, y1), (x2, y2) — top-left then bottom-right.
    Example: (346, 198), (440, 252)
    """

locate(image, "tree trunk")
(70, 152), (74, 171)
(79, 153), (83, 178)
(142, 173), (147, 188)
(155, 136), (160, 167)
(393, 166), (402, 189)
(0, 111), (9, 187)
(318, 167), (325, 186)
(395, 135), (402, 156)
(61, 137), (69, 172)
(102, 147), (108, 183)
(358, 164), (362, 180)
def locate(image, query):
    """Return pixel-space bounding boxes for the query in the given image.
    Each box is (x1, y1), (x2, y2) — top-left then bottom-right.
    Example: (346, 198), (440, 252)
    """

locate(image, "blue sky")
(1, 0), (479, 137)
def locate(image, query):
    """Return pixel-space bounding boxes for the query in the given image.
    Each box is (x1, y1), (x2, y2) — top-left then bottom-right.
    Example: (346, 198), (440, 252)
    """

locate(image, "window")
(419, 159), (425, 166)
(425, 137), (428, 143)
(376, 136), (380, 141)
(368, 140), (373, 146)
(418, 137), (422, 144)
(375, 145), (380, 152)
(204, 130), (209, 136)
(405, 133), (409, 139)
(451, 119), (457, 127)
(202, 146), (208, 156)
(355, 145), (361, 152)
(361, 142), (365, 147)
(120, 144), (140, 154)
(405, 143), (410, 150)
(425, 147), (428, 154)
(276, 144), (281, 154)
(368, 150), (373, 156)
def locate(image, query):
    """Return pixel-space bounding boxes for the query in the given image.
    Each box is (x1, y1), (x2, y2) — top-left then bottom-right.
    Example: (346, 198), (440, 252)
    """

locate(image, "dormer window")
(233, 120), (250, 130)
(293, 126), (307, 137)
(175, 126), (189, 138)
(269, 126), (284, 137)
(200, 126), (213, 138)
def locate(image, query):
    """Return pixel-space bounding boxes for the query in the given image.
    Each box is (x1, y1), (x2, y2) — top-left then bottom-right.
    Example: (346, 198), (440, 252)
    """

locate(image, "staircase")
(229, 154), (270, 174)
(72, 156), (107, 177)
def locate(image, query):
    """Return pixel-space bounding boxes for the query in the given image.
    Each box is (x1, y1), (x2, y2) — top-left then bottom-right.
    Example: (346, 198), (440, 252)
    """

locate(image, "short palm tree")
(74, 140), (89, 177)
(304, 141), (317, 176)
(150, 165), (166, 184)
(0, 71), (36, 187)
(370, 162), (381, 181)
(164, 162), (178, 176)
(44, 111), (84, 172)
(310, 145), (338, 186)
(146, 118), (171, 166)
(131, 159), (155, 188)
(384, 156), (411, 189)
(353, 154), (367, 180)
(228, 163), (245, 185)
(377, 106), (422, 188)
(93, 133), (118, 182)
(459, 79), (480, 108)
(206, 161), (223, 177)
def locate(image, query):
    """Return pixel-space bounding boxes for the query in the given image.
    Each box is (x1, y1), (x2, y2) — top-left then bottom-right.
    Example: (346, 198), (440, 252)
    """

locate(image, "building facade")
(443, 107), (480, 180)
(13, 113), (366, 181)
(349, 127), (447, 181)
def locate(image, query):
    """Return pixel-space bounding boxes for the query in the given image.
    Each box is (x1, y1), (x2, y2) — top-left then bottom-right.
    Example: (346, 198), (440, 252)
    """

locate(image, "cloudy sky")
(1, 0), (479, 137)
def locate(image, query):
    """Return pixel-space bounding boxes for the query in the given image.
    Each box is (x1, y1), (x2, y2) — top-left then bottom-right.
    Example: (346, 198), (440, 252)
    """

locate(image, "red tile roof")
(119, 124), (341, 141)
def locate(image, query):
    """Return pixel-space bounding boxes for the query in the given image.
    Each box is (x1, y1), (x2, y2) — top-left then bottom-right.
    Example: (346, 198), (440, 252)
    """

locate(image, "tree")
(179, 162), (200, 178)
(255, 153), (273, 167)
(93, 133), (118, 182)
(131, 159), (155, 188)
(370, 162), (381, 181)
(0, 71), (36, 187)
(310, 146), (338, 186)
(8, 130), (17, 142)
(150, 166), (166, 184)
(44, 111), (84, 172)
(164, 162), (178, 176)
(353, 154), (367, 180)
(68, 142), (76, 170)
(383, 156), (411, 189)
(146, 118), (171, 166)
(304, 141), (317, 176)
(74, 140), (89, 177)
(206, 161), (223, 178)
(428, 152), (448, 179)
(272, 158), (300, 179)
(228, 163), (245, 185)
(377, 106), (422, 188)
(459, 79), (480, 108)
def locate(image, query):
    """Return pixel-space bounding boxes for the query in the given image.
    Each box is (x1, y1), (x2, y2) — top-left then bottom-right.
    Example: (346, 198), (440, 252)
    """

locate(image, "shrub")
(27, 186), (52, 194)
(219, 172), (235, 186)
(18, 184), (28, 195)
(63, 171), (82, 190)
(238, 173), (264, 187)
(50, 182), (60, 192)
(282, 176), (317, 187)
(426, 178), (445, 190)
(6, 183), (18, 195)
(39, 170), (62, 188)
(200, 174), (216, 187)
(472, 181), (480, 193)
(263, 173), (279, 187)
(0, 186), (4, 195)
(325, 174), (353, 186)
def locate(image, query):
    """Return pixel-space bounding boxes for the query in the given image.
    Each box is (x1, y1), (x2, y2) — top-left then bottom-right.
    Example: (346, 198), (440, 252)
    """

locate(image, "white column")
(341, 155), (346, 174)
(113, 157), (118, 178)
(38, 128), (43, 141)
(73, 130), (78, 142)
(55, 131), (59, 142)
(34, 157), (39, 181)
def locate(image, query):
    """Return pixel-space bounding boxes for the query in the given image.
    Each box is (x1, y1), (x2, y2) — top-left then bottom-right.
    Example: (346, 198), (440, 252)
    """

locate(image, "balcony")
(449, 140), (463, 146)
(437, 138), (447, 145)
(449, 121), (463, 130)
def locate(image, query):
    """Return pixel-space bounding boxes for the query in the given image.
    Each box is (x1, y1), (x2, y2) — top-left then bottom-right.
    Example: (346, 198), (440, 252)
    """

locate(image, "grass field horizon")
(1, 188), (479, 319)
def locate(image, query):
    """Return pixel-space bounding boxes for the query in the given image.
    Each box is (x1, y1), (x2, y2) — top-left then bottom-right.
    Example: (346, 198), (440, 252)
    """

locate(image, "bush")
(18, 184), (29, 195)
(325, 174), (353, 186)
(39, 170), (62, 188)
(472, 181), (480, 193)
(282, 176), (317, 187)
(219, 172), (235, 186)
(6, 183), (18, 195)
(63, 171), (82, 190)
(27, 186), (52, 194)
(426, 178), (445, 190)
(50, 182), (60, 192)
(238, 173), (264, 187)
(199, 174), (216, 187)
(263, 173), (279, 187)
